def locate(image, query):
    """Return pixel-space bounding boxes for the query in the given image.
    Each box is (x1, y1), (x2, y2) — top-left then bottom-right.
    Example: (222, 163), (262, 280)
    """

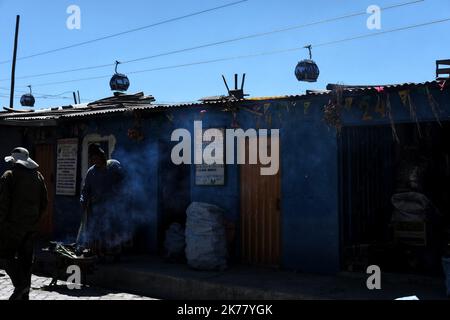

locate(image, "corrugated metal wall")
(340, 126), (395, 248)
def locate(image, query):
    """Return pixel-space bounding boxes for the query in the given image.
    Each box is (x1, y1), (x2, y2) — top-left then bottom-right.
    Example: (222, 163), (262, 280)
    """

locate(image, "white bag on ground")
(185, 202), (228, 270)
(164, 223), (186, 261)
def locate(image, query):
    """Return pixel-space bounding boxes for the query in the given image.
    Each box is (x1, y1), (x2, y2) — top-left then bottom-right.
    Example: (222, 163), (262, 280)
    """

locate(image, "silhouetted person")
(0, 147), (48, 300)
(77, 144), (125, 260)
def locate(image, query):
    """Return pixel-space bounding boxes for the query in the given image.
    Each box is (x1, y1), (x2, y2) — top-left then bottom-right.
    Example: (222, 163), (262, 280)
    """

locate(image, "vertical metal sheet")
(340, 126), (395, 248)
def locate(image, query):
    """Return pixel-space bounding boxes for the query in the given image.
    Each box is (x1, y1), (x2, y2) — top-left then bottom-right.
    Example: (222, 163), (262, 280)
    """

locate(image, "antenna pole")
(222, 75), (230, 93)
(241, 73), (246, 90)
(9, 15), (20, 109)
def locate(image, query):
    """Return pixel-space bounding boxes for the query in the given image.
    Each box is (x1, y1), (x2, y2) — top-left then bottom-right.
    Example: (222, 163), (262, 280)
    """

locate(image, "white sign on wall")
(195, 128), (225, 186)
(56, 138), (79, 196)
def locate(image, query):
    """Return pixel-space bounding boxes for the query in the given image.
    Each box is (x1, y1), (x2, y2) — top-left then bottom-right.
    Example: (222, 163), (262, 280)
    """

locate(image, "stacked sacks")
(185, 202), (228, 271)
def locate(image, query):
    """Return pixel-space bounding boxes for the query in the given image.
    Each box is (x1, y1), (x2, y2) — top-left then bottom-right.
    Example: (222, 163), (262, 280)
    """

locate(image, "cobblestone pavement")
(0, 270), (155, 300)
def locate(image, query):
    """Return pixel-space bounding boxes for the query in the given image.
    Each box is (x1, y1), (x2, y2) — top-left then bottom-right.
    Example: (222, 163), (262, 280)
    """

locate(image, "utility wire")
(0, 0), (424, 82)
(24, 17), (450, 88)
(0, 0), (249, 65)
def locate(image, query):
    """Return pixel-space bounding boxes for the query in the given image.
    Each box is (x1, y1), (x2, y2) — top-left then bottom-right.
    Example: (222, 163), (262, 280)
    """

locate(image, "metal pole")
(77, 90), (81, 104)
(9, 15), (20, 109)
(73, 92), (77, 104)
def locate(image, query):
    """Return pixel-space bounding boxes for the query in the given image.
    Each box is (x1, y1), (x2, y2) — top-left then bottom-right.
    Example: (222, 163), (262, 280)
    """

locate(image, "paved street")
(0, 270), (155, 300)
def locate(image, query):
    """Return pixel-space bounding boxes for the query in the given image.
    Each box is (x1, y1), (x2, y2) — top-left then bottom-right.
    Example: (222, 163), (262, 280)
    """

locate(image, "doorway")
(240, 136), (281, 266)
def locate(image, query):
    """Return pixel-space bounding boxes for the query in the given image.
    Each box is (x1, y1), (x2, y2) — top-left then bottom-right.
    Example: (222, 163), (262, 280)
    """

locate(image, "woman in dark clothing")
(0, 147), (48, 300)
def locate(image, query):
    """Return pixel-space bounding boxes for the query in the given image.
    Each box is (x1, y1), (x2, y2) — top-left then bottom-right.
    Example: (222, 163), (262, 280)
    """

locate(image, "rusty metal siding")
(240, 138), (281, 266)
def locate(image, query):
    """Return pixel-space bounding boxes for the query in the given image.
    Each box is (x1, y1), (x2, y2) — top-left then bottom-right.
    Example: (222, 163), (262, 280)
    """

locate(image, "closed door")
(240, 136), (281, 266)
(35, 144), (55, 238)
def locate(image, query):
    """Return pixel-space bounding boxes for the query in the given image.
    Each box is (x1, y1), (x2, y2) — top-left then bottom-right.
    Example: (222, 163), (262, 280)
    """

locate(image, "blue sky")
(0, 0), (449, 109)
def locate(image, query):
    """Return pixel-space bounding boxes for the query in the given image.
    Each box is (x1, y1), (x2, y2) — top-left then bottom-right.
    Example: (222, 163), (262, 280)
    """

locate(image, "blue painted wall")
(1, 83), (448, 274)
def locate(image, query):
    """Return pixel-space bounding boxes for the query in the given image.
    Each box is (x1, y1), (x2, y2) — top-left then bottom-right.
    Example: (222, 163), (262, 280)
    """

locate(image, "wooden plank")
(437, 68), (450, 75)
(437, 59), (450, 65)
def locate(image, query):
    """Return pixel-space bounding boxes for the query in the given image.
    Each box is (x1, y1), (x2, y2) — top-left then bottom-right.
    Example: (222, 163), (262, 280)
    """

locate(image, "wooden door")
(240, 136), (281, 266)
(34, 144), (55, 238)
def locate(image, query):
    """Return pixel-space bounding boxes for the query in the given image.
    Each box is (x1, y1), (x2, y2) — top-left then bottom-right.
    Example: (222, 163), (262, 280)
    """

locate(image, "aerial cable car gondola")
(295, 45), (320, 82)
(20, 85), (35, 107)
(110, 60), (130, 92)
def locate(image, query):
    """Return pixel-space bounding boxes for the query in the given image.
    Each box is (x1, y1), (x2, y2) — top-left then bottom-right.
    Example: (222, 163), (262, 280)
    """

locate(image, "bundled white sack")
(185, 202), (228, 270)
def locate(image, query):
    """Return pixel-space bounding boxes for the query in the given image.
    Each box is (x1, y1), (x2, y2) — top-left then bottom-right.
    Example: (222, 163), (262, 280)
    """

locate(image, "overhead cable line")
(23, 17), (450, 88)
(0, 0), (424, 82)
(0, 0), (249, 65)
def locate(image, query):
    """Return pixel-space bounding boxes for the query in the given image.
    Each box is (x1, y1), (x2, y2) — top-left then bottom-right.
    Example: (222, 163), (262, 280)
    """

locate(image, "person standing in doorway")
(0, 147), (48, 300)
(77, 143), (126, 261)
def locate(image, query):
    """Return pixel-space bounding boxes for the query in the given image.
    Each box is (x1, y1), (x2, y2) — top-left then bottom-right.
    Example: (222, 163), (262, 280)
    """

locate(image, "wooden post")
(9, 15), (20, 109)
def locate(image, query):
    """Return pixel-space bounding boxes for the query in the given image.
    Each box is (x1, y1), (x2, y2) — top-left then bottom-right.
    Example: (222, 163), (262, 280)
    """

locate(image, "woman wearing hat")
(0, 147), (48, 300)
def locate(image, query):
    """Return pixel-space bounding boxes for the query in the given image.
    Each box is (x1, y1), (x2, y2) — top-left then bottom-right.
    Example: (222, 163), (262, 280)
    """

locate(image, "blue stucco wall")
(1, 83), (448, 274)
(167, 98), (341, 273)
(52, 114), (163, 253)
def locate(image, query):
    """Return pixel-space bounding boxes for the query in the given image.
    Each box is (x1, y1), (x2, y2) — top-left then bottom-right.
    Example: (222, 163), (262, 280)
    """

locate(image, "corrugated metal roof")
(0, 80), (445, 123)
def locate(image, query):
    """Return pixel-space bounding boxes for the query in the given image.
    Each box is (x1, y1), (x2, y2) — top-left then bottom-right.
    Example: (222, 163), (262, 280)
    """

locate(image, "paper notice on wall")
(195, 128), (225, 186)
(56, 138), (78, 196)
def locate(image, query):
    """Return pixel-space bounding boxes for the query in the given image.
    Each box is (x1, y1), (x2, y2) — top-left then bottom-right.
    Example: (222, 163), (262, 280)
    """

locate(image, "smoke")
(79, 143), (158, 250)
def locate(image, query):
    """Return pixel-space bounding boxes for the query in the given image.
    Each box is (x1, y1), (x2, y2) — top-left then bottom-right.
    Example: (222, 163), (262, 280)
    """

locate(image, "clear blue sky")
(0, 0), (449, 109)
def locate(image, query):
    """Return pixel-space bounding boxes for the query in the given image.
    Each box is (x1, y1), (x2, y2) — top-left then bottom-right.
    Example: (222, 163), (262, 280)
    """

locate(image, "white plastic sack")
(391, 192), (431, 222)
(185, 202), (228, 270)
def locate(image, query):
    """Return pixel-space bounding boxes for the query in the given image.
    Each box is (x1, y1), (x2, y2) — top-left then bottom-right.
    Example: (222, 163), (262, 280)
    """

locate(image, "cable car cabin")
(20, 93), (35, 107)
(110, 73), (130, 92)
(295, 59), (320, 82)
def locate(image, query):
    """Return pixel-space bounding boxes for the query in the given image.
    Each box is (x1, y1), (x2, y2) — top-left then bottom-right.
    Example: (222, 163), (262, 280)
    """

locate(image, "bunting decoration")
(344, 97), (353, 110)
(374, 95), (386, 118)
(304, 101), (311, 115)
(426, 87), (442, 126)
(166, 113), (174, 123)
(359, 97), (372, 121)
(386, 93), (400, 144)
(231, 111), (240, 129)
(398, 90), (409, 106)
(406, 91), (422, 138)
